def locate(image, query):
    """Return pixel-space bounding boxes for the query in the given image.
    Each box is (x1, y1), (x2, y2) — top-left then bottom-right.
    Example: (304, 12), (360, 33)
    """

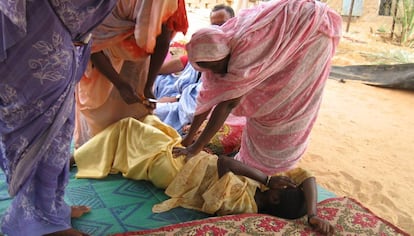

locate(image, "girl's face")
(196, 54), (230, 75)
(264, 188), (281, 206)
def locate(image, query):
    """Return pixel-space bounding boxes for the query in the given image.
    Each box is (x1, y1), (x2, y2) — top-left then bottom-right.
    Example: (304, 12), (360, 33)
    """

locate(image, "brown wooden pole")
(346, 0), (356, 32)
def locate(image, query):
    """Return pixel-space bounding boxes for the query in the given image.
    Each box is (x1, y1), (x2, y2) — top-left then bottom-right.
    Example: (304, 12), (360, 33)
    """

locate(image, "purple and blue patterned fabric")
(0, 0), (116, 235)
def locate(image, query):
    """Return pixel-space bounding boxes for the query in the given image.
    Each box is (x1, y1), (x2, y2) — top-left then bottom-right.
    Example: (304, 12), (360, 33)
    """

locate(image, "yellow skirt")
(74, 115), (185, 189)
(153, 153), (260, 215)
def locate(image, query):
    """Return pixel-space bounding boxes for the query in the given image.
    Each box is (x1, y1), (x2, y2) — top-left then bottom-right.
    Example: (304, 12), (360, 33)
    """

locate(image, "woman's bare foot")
(69, 156), (76, 169)
(44, 228), (90, 236)
(71, 205), (91, 218)
(43, 206), (91, 236)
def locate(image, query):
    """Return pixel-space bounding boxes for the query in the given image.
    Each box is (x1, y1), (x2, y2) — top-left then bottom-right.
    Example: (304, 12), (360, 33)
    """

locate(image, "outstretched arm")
(194, 97), (241, 147)
(173, 97), (241, 159)
(158, 56), (187, 75)
(181, 109), (211, 147)
(90, 51), (141, 104)
(145, 24), (173, 99)
(303, 178), (335, 235)
(217, 156), (296, 188)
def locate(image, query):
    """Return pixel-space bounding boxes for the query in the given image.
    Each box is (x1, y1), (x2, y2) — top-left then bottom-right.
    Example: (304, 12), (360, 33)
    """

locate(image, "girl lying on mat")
(153, 154), (334, 236)
(73, 116), (334, 235)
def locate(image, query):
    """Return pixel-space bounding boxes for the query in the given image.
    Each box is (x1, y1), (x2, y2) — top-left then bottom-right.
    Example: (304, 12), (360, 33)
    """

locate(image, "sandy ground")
(301, 80), (414, 234)
(304, 24), (414, 234)
(183, 7), (414, 234)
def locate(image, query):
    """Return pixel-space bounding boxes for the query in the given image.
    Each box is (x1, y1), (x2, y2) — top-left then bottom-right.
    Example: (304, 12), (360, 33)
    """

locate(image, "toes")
(71, 205), (91, 218)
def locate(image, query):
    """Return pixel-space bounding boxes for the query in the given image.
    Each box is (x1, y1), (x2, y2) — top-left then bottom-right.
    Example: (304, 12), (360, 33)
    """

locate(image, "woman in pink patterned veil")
(173, 0), (342, 175)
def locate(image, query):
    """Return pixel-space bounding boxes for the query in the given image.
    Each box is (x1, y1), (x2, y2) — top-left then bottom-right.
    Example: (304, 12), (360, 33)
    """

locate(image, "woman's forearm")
(145, 24), (173, 97)
(185, 109), (211, 142)
(158, 57), (186, 75)
(302, 177), (318, 217)
(90, 51), (121, 87)
(192, 97), (241, 150)
(217, 156), (267, 184)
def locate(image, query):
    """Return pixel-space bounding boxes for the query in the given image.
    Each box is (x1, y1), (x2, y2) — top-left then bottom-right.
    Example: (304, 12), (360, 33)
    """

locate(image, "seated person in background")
(210, 4), (235, 26)
(154, 4), (235, 102)
(72, 116), (333, 235)
(153, 42), (198, 104)
(154, 3), (234, 101)
(153, 53), (202, 133)
(153, 4), (235, 135)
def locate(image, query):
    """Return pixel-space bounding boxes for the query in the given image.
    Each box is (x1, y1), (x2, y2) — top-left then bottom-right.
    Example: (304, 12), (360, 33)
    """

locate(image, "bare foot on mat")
(69, 156), (76, 169)
(43, 206), (92, 235)
(71, 205), (91, 218)
(44, 228), (90, 236)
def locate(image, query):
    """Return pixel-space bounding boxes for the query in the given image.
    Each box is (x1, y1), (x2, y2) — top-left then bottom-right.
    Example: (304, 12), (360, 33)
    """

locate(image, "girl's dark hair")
(263, 187), (307, 219)
(212, 4), (235, 18)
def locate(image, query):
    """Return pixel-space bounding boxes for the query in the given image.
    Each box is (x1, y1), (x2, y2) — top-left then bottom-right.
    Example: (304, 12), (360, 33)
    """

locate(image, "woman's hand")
(309, 216), (335, 236)
(180, 134), (194, 147)
(172, 144), (203, 161)
(143, 89), (157, 111)
(141, 99), (156, 113)
(267, 176), (297, 189)
(115, 80), (157, 112)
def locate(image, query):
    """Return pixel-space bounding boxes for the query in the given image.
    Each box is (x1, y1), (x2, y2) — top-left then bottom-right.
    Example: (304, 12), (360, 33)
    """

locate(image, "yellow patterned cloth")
(153, 154), (313, 215)
(74, 115), (312, 213)
(74, 115), (185, 189)
(153, 153), (260, 215)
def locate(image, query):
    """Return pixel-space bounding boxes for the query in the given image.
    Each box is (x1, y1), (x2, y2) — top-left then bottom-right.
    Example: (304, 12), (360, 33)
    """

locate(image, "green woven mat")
(0, 168), (335, 235)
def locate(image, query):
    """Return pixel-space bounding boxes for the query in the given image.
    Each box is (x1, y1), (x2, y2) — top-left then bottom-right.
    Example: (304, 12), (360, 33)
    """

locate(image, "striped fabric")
(186, 0), (342, 174)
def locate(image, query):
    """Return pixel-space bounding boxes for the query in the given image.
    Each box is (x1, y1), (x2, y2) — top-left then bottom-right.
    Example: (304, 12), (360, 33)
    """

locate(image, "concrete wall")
(325, 0), (397, 34)
(326, 0), (394, 24)
(184, 0), (398, 33)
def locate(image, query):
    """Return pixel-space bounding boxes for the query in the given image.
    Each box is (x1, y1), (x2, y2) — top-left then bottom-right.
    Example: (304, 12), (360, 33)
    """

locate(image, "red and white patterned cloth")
(114, 197), (410, 236)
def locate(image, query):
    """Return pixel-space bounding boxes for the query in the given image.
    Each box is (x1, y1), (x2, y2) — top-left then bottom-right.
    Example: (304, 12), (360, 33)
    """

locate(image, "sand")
(303, 25), (414, 234)
(301, 80), (414, 234)
(182, 8), (414, 234)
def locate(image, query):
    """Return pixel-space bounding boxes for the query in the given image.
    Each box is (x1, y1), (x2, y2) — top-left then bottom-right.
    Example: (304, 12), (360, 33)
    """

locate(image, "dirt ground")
(301, 22), (414, 234)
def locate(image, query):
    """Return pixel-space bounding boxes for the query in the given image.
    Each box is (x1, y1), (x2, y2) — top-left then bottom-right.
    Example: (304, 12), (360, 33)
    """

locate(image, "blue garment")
(154, 64), (201, 134)
(155, 83), (201, 134)
(0, 0), (116, 235)
(154, 63), (200, 99)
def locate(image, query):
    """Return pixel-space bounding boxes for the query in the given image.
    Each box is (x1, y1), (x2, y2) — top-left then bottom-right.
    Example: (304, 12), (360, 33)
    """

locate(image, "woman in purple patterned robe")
(0, 0), (116, 235)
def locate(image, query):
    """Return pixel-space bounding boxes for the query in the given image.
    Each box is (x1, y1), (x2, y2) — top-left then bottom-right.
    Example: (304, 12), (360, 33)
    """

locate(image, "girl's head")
(262, 187), (307, 219)
(186, 27), (231, 74)
(210, 4), (235, 26)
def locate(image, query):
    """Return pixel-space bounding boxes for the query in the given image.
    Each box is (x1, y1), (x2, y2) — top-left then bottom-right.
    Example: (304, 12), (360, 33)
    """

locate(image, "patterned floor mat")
(0, 168), (335, 235)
